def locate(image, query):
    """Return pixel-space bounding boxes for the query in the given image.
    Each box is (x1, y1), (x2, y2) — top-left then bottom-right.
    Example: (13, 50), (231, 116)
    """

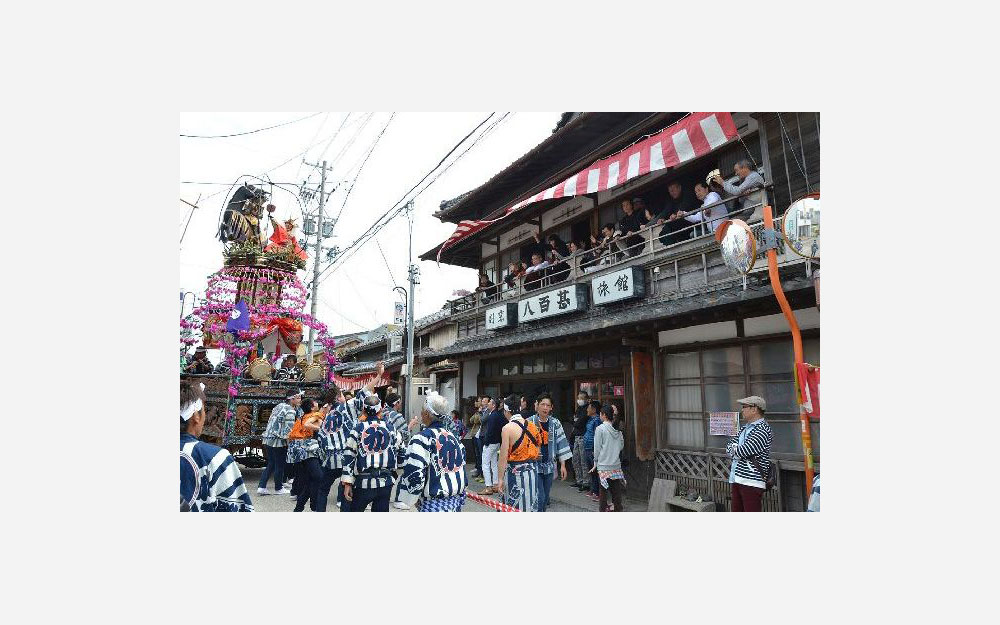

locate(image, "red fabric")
(332, 371), (390, 391)
(436, 113), (739, 262)
(796, 363), (821, 419)
(265, 224), (308, 261)
(731, 483), (764, 512)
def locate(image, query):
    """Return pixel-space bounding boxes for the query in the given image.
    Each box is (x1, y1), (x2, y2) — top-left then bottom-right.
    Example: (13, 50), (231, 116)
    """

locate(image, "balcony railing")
(448, 187), (785, 321)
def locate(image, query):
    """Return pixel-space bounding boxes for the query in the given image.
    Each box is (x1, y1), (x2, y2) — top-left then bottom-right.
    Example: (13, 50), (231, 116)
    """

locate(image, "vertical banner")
(394, 302), (405, 325)
(630, 351), (655, 461)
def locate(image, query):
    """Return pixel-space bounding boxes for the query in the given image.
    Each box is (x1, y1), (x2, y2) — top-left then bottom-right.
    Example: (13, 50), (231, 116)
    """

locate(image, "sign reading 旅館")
(591, 266), (646, 306)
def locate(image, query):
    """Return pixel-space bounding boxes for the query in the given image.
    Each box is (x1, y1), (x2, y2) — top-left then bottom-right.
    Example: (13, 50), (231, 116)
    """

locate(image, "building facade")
(419, 112), (820, 510)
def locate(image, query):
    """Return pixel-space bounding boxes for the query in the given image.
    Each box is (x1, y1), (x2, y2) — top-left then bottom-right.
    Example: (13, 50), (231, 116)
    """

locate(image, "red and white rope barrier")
(466, 491), (521, 512)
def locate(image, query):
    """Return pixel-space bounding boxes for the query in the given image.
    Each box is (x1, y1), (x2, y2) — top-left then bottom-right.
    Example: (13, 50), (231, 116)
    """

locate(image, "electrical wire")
(316, 112), (509, 282)
(312, 113), (497, 283)
(180, 112), (322, 138)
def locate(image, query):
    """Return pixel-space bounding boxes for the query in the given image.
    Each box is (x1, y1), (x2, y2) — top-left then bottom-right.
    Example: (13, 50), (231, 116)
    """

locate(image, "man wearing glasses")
(726, 396), (774, 512)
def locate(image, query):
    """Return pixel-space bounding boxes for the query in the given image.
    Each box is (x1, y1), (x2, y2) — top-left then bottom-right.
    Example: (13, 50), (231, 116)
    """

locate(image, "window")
(659, 336), (820, 458)
(574, 353), (588, 370)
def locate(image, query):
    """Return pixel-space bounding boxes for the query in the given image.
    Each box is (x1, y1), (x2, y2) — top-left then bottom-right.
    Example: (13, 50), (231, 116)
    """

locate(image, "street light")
(715, 194), (821, 490)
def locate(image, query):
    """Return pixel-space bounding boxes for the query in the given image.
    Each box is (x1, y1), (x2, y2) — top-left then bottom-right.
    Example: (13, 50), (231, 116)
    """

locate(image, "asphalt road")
(237, 463), (624, 512)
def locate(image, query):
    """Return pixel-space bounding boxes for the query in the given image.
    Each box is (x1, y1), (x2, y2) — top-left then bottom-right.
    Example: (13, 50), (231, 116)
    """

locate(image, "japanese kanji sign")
(590, 266), (646, 306)
(519, 284), (588, 323)
(484, 303), (518, 330)
(709, 412), (739, 437)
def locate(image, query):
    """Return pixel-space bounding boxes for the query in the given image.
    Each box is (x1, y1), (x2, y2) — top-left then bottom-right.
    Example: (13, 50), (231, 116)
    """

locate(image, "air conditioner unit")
(389, 335), (403, 354)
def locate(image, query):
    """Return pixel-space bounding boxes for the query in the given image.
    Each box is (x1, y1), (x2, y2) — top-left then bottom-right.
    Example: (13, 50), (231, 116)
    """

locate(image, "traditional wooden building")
(419, 112), (820, 511)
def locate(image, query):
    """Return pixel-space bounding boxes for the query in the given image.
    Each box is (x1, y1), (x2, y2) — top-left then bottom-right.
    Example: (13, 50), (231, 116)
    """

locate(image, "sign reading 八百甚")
(709, 412), (739, 437)
(590, 266), (646, 305)
(485, 303), (517, 330)
(518, 284), (588, 323)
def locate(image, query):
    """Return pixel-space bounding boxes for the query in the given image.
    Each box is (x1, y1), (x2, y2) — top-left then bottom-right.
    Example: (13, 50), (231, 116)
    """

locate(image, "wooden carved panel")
(630, 351), (655, 461)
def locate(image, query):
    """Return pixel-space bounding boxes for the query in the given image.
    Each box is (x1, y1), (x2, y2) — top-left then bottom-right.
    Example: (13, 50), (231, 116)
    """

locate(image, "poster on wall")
(709, 411), (739, 437)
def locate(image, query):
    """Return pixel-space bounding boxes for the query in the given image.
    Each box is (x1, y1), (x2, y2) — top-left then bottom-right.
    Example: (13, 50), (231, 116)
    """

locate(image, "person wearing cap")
(396, 392), (468, 511)
(497, 393), (543, 512)
(184, 346), (214, 374)
(257, 387), (303, 495)
(180, 380), (253, 511)
(341, 364), (405, 512)
(526, 392), (572, 512)
(727, 396), (774, 512)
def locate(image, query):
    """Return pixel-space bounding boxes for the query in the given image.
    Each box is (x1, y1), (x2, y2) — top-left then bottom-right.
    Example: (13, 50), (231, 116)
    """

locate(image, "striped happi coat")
(341, 410), (404, 490)
(317, 394), (364, 470)
(180, 434), (253, 512)
(397, 420), (467, 511)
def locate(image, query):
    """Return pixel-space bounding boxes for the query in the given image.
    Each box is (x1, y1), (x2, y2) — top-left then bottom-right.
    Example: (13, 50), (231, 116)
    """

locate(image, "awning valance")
(436, 112), (737, 261)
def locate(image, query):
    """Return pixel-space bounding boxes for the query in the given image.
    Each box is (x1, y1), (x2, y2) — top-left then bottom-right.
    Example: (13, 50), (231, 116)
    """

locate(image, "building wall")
(461, 358), (480, 400)
(429, 324), (458, 350)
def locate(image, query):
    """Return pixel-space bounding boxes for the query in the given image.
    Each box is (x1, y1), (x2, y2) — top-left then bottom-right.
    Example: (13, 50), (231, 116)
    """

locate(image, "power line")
(316, 112), (510, 283)
(313, 113), (497, 283)
(180, 112), (323, 138)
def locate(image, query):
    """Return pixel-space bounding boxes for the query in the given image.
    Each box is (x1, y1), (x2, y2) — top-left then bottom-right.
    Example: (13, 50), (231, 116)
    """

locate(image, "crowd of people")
(464, 391), (627, 511)
(470, 163), (764, 305)
(182, 358), (792, 513)
(181, 361), (472, 512)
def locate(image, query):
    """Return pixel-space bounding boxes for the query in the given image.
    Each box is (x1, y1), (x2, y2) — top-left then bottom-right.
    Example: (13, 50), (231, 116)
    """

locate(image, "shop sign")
(485, 303), (517, 330)
(709, 411), (739, 437)
(591, 266), (646, 305)
(613, 385), (624, 396)
(519, 284), (588, 323)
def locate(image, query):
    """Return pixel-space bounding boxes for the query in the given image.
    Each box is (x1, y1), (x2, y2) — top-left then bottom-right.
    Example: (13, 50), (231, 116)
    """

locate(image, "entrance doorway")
(576, 378), (625, 414)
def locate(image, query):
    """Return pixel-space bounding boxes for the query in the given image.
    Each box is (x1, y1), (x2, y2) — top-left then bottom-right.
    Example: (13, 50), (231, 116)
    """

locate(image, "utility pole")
(404, 200), (418, 419)
(305, 160), (332, 363)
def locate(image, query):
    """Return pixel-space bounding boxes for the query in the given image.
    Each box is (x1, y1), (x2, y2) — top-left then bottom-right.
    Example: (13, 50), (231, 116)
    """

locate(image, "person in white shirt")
(675, 181), (726, 235)
(522, 251), (550, 291)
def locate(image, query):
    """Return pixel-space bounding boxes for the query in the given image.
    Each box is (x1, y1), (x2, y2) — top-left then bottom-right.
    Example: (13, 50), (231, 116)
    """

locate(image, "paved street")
(239, 462), (642, 512)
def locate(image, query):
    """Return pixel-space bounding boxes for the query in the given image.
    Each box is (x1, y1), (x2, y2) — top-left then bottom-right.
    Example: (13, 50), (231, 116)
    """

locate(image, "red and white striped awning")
(332, 371), (391, 391)
(436, 112), (738, 262)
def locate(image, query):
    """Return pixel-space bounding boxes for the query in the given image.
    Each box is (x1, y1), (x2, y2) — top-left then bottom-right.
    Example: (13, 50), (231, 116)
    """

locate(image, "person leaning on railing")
(523, 251), (550, 292)
(673, 181), (728, 235)
(475, 271), (497, 304)
(616, 198), (649, 257)
(503, 261), (526, 293)
(651, 181), (700, 247)
(711, 159), (766, 221)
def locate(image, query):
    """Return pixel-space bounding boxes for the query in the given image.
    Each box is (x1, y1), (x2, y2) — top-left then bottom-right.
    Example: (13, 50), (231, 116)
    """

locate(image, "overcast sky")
(179, 112), (558, 339)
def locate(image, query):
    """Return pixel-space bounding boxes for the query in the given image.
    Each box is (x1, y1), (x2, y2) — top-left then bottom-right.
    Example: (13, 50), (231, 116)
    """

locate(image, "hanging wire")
(180, 112), (323, 138)
(776, 113), (808, 183)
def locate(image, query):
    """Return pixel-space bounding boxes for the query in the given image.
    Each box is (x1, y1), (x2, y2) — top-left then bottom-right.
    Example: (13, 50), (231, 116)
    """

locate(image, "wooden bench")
(663, 496), (716, 512)
(648, 478), (716, 511)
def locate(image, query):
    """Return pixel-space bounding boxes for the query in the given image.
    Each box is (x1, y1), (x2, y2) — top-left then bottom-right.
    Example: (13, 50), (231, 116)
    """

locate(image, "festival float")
(179, 182), (339, 467)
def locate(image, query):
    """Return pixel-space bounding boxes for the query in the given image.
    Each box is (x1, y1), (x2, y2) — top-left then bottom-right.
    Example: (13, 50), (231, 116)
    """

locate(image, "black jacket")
(483, 410), (505, 445)
(572, 405), (590, 441)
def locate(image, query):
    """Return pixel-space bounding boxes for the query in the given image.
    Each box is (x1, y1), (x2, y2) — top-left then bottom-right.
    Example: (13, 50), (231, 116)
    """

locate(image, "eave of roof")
(421, 112), (680, 265)
(425, 274), (815, 360)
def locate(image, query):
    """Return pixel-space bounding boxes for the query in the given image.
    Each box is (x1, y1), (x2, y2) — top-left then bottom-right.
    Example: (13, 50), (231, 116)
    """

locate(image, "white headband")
(181, 383), (207, 422)
(425, 398), (441, 416)
(181, 399), (203, 422)
(502, 403), (512, 413)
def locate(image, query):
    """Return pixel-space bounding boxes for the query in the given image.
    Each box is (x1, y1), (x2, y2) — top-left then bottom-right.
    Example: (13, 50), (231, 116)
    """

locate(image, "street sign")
(394, 302), (405, 325)
(518, 284), (588, 323)
(591, 265), (646, 306)
(485, 303), (517, 330)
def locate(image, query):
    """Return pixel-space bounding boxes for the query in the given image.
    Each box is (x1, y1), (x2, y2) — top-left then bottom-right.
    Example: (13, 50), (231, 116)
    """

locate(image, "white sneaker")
(276, 488), (292, 495)
(392, 502), (409, 510)
(336, 501), (341, 508)
(257, 487), (270, 496)
(283, 481), (293, 489)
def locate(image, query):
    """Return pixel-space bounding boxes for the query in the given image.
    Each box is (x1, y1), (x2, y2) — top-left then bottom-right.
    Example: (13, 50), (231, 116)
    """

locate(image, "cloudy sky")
(179, 112), (559, 339)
